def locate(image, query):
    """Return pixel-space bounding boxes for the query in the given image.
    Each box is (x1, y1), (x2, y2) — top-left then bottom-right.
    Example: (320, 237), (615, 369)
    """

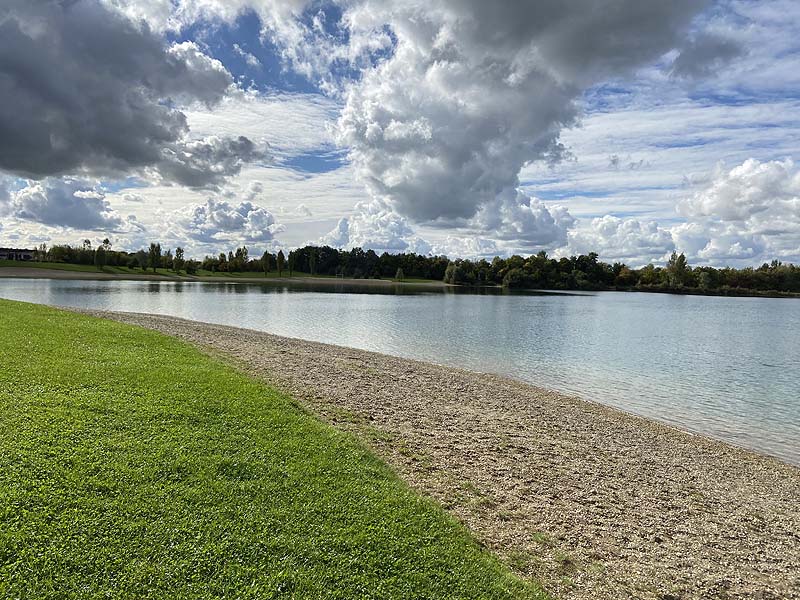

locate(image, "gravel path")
(77, 310), (800, 600)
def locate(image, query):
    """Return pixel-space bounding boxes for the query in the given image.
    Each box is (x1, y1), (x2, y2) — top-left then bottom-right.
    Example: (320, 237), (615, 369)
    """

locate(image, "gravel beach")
(76, 309), (800, 600)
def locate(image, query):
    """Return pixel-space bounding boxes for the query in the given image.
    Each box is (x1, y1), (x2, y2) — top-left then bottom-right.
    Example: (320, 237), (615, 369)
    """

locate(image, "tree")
(262, 250), (271, 277)
(698, 271), (713, 291)
(148, 242), (161, 273)
(503, 268), (531, 289)
(136, 250), (148, 271)
(614, 266), (637, 287)
(666, 251), (689, 288)
(395, 267), (405, 281)
(444, 261), (473, 285)
(174, 247), (185, 274)
(185, 260), (198, 275)
(101, 238), (112, 251)
(94, 246), (107, 270)
(277, 250), (285, 277)
(288, 251), (295, 277)
(638, 263), (660, 286)
(309, 248), (316, 275)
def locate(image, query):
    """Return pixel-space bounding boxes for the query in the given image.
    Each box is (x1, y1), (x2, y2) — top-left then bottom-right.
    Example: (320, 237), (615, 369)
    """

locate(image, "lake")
(2, 277), (798, 465)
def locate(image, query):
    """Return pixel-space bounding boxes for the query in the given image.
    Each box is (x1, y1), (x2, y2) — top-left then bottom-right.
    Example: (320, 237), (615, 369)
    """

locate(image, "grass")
(0, 260), (438, 283)
(0, 259), (153, 275)
(0, 300), (545, 599)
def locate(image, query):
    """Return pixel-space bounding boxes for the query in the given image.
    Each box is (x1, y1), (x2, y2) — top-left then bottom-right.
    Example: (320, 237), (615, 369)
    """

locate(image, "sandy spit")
(74, 309), (800, 600)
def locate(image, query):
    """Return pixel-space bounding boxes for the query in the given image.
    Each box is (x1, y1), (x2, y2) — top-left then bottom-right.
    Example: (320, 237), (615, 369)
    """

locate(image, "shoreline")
(69, 308), (800, 600)
(3, 266), (798, 299)
(0, 266), (447, 288)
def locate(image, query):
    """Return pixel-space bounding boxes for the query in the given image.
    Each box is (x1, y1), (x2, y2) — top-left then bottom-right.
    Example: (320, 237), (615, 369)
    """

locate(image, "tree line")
(37, 240), (198, 274)
(27, 241), (800, 295)
(442, 250), (800, 295)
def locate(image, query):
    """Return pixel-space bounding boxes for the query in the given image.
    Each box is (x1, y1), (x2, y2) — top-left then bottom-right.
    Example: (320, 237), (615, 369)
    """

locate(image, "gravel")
(75, 309), (800, 600)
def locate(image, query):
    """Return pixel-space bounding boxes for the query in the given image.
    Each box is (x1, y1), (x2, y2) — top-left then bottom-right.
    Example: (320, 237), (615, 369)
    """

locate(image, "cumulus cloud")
(672, 158), (800, 263)
(151, 135), (268, 188)
(559, 158), (800, 266)
(96, 0), (732, 259)
(171, 198), (284, 244)
(330, 0), (705, 229)
(319, 200), (431, 254)
(566, 216), (675, 265)
(672, 221), (764, 263)
(8, 180), (139, 232)
(429, 236), (500, 260)
(678, 159), (799, 221)
(471, 189), (575, 250)
(318, 188), (574, 256)
(0, 0), (261, 187)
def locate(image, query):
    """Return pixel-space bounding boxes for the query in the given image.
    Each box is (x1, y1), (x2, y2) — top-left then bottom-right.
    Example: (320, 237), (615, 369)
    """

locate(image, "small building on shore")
(0, 248), (35, 261)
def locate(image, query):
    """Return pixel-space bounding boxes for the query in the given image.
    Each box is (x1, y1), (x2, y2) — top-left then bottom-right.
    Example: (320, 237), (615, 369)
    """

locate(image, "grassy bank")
(0, 259), (184, 278)
(0, 260), (438, 284)
(0, 300), (543, 599)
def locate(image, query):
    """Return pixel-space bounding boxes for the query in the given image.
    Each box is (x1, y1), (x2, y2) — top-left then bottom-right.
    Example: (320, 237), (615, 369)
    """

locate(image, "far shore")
(4, 265), (798, 299)
(0, 266), (448, 288)
(67, 308), (800, 600)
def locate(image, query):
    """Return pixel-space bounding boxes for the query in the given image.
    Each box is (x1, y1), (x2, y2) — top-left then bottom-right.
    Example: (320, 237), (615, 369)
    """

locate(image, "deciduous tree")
(277, 250), (285, 277)
(148, 242), (161, 273)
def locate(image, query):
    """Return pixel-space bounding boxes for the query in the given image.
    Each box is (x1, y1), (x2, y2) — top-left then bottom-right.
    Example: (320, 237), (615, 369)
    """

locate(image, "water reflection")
(1, 277), (798, 465)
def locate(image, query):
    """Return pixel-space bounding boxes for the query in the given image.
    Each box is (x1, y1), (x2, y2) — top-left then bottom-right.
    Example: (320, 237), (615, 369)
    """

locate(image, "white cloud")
(678, 158), (798, 221)
(673, 158), (800, 264)
(233, 43), (261, 68)
(290, 203), (312, 217)
(319, 199), (431, 254)
(0, 2), (260, 187)
(565, 216), (675, 266)
(169, 197), (284, 246)
(185, 91), (340, 160)
(672, 221), (764, 263)
(564, 158), (800, 266)
(9, 180), (142, 232)
(429, 236), (499, 260)
(330, 0), (704, 227)
(5, 0), (799, 269)
(471, 189), (575, 251)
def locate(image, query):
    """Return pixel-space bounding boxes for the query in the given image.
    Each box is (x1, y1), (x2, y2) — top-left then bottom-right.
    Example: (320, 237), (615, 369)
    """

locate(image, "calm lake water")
(2, 277), (799, 465)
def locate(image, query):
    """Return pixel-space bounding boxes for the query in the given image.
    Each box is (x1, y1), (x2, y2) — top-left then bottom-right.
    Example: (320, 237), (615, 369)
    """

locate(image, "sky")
(0, 0), (798, 267)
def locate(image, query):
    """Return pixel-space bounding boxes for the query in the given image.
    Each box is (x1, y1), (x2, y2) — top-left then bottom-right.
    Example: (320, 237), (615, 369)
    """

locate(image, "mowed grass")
(0, 259), (150, 274)
(0, 260), (436, 283)
(0, 300), (545, 599)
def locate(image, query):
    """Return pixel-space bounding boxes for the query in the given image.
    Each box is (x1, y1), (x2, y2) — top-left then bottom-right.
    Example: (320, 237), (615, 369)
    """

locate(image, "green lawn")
(0, 260), (436, 283)
(0, 259), (150, 275)
(0, 300), (545, 599)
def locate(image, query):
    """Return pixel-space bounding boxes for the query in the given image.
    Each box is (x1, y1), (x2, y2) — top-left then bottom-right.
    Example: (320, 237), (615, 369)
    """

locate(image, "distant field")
(0, 259), (152, 274)
(0, 260), (436, 283)
(0, 300), (542, 599)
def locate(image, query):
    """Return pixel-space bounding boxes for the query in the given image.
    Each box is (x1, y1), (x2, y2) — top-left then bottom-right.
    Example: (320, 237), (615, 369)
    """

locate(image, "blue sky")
(0, 0), (799, 266)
